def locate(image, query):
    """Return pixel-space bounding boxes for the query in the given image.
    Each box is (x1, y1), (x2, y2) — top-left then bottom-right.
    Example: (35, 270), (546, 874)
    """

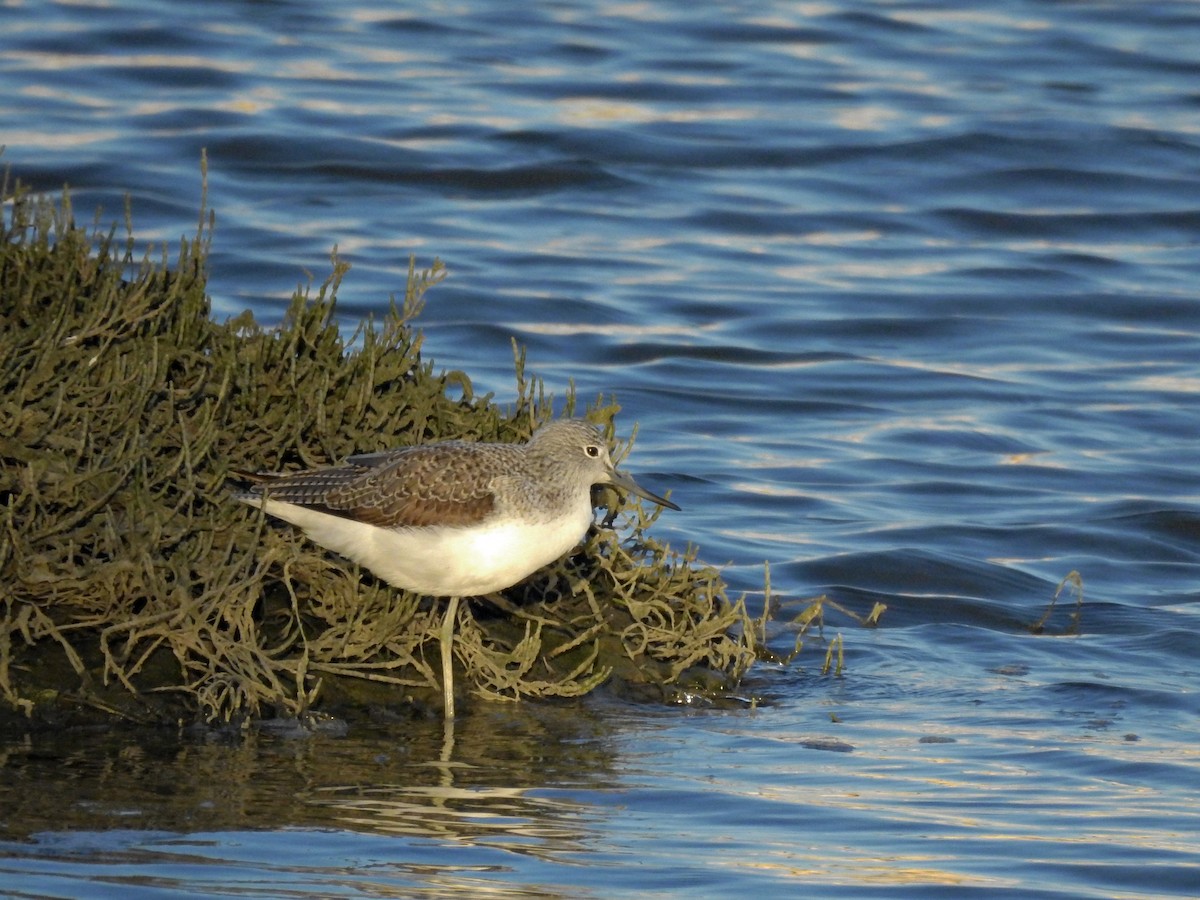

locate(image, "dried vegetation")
(1, 178), (762, 725)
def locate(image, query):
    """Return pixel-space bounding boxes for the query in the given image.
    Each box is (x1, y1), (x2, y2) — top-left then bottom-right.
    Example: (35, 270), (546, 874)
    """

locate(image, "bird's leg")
(440, 596), (460, 719)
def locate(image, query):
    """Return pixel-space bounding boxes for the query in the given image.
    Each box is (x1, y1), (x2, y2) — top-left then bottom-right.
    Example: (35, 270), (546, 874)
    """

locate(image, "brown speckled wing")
(240, 442), (499, 528)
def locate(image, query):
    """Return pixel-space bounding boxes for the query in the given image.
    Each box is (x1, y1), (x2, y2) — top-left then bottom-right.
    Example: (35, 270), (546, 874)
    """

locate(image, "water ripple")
(3, 0), (1200, 895)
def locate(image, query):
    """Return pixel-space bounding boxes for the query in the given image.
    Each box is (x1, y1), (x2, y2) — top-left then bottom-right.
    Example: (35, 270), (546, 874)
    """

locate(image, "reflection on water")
(303, 720), (602, 857)
(4, 673), (1198, 898)
(1, 706), (617, 858)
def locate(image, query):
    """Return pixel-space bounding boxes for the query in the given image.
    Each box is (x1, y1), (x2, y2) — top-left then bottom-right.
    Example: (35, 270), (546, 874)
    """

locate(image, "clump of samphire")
(0, 178), (759, 725)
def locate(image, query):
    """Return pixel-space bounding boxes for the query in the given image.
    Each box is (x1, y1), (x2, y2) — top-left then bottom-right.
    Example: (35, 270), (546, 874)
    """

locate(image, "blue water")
(3, 0), (1199, 896)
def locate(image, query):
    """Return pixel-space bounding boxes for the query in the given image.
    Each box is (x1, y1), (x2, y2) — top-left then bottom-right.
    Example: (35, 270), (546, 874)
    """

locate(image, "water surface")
(2, 0), (1198, 896)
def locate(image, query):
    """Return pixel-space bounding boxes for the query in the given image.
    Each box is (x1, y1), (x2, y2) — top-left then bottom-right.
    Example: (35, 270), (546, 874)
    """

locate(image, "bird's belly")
(255, 499), (592, 597)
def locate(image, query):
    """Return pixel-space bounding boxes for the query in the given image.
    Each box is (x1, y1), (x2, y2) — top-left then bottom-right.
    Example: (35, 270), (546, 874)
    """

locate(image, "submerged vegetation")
(0, 175), (791, 726)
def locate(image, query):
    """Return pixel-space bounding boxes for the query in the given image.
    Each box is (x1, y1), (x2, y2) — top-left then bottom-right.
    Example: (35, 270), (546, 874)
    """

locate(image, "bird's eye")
(585, 444), (601, 458)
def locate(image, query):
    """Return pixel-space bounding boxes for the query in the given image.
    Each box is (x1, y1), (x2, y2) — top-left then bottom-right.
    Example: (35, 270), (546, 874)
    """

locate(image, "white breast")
(246, 497), (595, 597)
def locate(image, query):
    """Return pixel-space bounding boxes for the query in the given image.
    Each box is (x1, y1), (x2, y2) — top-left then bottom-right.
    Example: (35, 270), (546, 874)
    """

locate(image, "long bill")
(608, 468), (681, 511)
